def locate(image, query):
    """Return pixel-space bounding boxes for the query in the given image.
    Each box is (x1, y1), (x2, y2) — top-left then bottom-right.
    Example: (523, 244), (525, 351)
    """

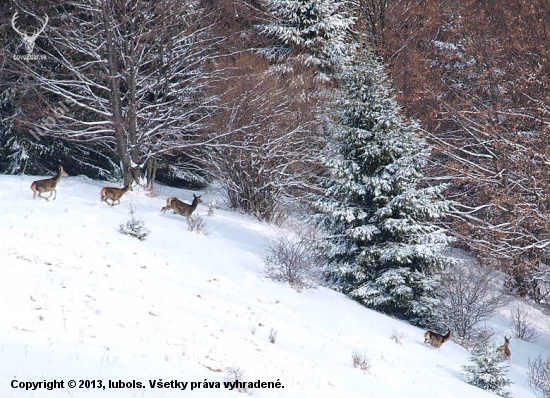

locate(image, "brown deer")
(30, 165), (69, 201)
(496, 336), (511, 361)
(424, 329), (454, 349)
(100, 184), (133, 206)
(161, 194), (203, 220)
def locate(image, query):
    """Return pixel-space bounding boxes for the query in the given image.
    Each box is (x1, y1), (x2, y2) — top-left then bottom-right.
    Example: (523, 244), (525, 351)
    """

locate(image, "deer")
(100, 184), (133, 206)
(424, 329), (454, 349)
(11, 11), (49, 54)
(496, 336), (512, 361)
(161, 194), (203, 220)
(30, 165), (69, 201)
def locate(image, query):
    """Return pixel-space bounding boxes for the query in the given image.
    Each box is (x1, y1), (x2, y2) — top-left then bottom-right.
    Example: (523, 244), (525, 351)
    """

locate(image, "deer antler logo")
(11, 11), (49, 54)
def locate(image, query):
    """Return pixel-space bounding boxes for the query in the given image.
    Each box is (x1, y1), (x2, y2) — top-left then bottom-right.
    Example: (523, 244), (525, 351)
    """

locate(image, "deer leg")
(51, 189), (57, 200)
(38, 191), (50, 201)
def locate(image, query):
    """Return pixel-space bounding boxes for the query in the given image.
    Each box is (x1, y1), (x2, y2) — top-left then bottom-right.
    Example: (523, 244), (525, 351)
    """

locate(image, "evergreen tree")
(463, 337), (512, 398)
(258, 0), (354, 75)
(314, 48), (451, 324)
(119, 205), (151, 241)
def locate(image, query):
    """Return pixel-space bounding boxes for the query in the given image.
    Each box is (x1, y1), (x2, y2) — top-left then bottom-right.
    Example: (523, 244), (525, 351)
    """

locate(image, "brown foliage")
(357, 0), (550, 299)
(206, 51), (322, 222)
(200, 0), (324, 222)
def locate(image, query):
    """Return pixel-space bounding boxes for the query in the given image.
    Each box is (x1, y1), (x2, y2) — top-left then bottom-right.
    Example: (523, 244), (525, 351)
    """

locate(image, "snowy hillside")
(0, 174), (545, 397)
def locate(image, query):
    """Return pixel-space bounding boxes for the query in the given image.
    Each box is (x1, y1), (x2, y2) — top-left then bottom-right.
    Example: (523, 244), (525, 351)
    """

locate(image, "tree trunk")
(146, 158), (157, 191)
(101, 0), (136, 186)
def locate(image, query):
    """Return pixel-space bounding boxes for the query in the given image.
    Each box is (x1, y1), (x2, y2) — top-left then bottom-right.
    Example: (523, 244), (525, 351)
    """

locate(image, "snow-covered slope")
(0, 174), (543, 397)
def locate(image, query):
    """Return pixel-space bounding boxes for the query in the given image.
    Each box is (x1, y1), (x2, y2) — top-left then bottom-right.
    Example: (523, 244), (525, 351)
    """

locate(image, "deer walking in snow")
(424, 329), (453, 349)
(30, 166), (69, 201)
(161, 194), (202, 220)
(496, 336), (512, 361)
(100, 184), (133, 206)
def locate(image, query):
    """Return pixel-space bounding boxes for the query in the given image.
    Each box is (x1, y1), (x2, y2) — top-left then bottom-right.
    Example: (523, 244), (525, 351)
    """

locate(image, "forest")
(1, 0), (549, 337)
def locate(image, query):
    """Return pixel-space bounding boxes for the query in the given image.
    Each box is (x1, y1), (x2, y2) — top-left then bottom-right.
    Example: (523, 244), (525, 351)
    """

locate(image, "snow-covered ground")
(0, 174), (547, 397)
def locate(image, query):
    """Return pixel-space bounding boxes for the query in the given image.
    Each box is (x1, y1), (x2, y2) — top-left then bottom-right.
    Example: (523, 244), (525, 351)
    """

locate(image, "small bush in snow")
(119, 206), (150, 241)
(187, 215), (208, 235)
(263, 236), (316, 290)
(510, 305), (537, 342)
(528, 356), (550, 398)
(390, 329), (404, 345)
(462, 335), (512, 398)
(224, 367), (248, 393)
(248, 316), (262, 336)
(268, 328), (278, 344)
(352, 350), (371, 372)
(207, 202), (216, 217)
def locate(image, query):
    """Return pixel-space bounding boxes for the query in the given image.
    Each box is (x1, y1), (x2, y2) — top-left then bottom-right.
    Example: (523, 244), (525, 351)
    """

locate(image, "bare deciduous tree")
(16, 0), (217, 185)
(208, 55), (323, 222)
(435, 264), (510, 344)
(528, 356), (550, 398)
(509, 305), (537, 342)
(369, 0), (550, 302)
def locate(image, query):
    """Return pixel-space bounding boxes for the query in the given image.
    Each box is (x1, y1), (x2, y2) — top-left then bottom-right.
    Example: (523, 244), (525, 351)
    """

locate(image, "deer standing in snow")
(161, 194), (202, 220)
(424, 329), (454, 349)
(30, 165), (69, 201)
(496, 336), (512, 361)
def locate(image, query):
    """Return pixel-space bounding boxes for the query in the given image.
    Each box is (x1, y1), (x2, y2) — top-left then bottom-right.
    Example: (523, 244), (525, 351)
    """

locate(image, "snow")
(0, 174), (544, 397)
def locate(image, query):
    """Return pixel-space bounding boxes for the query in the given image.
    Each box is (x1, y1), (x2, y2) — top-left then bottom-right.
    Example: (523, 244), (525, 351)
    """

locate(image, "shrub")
(510, 305), (537, 342)
(119, 205), (150, 241)
(351, 350), (371, 372)
(224, 367), (248, 393)
(390, 329), (404, 345)
(528, 356), (550, 398)
(187, 215), (208, 235)
(263, 236), (317, 290)
(435, 264), (510, 344)
(269, 328), (278, 344)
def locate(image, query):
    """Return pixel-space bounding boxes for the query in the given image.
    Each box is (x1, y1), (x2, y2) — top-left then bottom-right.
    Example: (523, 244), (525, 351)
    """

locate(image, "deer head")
(11, 11), (49, 54)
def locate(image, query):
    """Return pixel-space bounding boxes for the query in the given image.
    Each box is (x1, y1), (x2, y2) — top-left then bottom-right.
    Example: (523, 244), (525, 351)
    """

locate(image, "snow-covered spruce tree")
(463, 336), (512, 398)
(258, 0), (354, 75)
(119, 205), (150, 241)
(313, 47), (451, 325)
